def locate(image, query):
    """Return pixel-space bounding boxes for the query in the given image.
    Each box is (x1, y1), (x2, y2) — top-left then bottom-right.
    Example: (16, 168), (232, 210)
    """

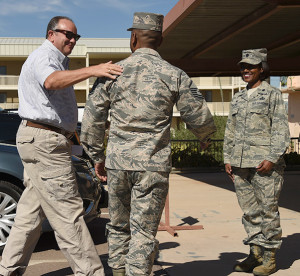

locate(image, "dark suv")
(0, 108), (106, 250)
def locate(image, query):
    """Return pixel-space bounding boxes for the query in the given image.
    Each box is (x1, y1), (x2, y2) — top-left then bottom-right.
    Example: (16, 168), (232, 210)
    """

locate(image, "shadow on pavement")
(278, 172), (300, 212)
(177, 171), (235, 192)
(87, 217), (110, 246)
(38, 254), (111, 276)
(34, 231), (59, 252)
(156, 233), (300, 276)
(158, 251), (246, 276)
(178, 171), (300, 212)
(277, 233), (300, 271)
(42, 266), (73, 276)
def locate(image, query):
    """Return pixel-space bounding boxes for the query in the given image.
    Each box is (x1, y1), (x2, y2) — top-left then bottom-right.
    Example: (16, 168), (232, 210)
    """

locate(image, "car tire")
(0, 180), (23, 252)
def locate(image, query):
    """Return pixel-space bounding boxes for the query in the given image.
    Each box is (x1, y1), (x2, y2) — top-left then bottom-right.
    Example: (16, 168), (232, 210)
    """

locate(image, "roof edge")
(163, 0), (203, 36)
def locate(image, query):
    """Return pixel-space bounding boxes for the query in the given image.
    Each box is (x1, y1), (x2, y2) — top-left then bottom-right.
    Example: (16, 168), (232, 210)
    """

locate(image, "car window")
(0, 112), (21, 144)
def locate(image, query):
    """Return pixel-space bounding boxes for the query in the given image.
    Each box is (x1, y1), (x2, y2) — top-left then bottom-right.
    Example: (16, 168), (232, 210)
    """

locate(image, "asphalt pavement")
(1, 170), (299, 276)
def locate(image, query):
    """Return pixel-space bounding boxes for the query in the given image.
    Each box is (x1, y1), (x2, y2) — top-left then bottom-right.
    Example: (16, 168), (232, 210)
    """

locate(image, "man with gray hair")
(81, 12), (216, 276)
(0, 15), (122, 276)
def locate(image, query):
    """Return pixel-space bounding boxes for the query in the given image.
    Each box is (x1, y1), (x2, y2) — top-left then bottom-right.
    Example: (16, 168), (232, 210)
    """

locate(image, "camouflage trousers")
(106, 169), (169, 276)
(233, 167), (284, 249)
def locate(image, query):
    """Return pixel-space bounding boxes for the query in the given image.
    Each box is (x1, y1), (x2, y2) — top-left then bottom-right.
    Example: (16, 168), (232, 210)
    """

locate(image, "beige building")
(0, 37), (131, 110)
(191, 76), (246, 116)
(282, 76), (300, 138)
(0, 37), (245, 124)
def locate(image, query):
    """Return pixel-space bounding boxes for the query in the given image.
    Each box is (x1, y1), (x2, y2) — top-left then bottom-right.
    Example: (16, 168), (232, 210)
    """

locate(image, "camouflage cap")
(238, 48), (267, 65)
(127, 12), (164, 32)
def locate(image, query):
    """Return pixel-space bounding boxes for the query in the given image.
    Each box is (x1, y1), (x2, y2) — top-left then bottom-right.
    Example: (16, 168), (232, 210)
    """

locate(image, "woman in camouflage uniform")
(223, 48), (290, 276)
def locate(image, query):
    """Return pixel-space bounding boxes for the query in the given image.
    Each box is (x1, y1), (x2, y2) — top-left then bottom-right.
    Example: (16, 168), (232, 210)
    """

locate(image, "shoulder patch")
(191, 87), (203, 100)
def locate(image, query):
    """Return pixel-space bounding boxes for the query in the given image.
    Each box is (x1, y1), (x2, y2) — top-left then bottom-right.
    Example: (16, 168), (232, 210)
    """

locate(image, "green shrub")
(212, 115), (227, 140)
(171, 122), (197, 140)
(171, 115), (227, 140)
(171, 142), (222, 168)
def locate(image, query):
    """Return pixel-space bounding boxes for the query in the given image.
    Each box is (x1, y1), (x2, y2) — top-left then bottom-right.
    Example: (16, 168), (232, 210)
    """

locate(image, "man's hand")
(256, 160), (274, 174)
(44, 61), (123, 90)
(92, 61), (123, 80)
(94, 162), (107, 182)
(225, 163), (234, 182)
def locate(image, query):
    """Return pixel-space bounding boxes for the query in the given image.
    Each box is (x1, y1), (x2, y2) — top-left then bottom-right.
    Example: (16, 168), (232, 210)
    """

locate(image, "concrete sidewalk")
(5, 171), (299, 275)
(156, 171), (300, 276)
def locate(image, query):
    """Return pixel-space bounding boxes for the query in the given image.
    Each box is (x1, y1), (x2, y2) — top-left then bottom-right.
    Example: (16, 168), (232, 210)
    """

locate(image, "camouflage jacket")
(223, 81), (290, 168)
(80, 48), (216, 172)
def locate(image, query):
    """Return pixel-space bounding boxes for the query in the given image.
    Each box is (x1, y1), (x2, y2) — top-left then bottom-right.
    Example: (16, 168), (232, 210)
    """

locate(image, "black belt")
(26, 120), (74, 139)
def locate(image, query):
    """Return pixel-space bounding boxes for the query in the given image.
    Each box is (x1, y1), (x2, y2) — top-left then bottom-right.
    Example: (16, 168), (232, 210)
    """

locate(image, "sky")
(0, 0), (179, 38)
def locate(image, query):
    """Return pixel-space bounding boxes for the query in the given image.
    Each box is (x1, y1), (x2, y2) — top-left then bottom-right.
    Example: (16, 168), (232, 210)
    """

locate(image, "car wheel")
(0, 180), (23, 251)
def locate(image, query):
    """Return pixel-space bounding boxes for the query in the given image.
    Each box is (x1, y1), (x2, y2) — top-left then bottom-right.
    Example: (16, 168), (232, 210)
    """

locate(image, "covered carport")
(159, 0), (300, 77)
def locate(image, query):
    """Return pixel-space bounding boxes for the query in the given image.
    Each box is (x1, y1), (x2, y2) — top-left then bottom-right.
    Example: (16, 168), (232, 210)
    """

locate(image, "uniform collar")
(134, 48), (162, 58)
(241, 81), (270, 100)
(250, 81), (270, 97)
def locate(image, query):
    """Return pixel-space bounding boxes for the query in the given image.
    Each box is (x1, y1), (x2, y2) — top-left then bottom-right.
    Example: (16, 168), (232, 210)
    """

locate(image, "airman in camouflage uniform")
(81, 12), (216, 276)
(223, 48), (290, 276)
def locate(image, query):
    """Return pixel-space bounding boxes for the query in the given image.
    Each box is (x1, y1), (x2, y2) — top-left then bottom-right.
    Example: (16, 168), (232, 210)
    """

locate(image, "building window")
(0, 66), (7, 75)
(202, 90), (212, 102)
(0, 93), (7, 103)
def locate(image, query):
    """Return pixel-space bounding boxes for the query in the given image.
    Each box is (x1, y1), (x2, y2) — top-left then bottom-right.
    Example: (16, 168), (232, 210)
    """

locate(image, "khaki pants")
(0, 121), (104, 276)
(106, 169), (169, 276)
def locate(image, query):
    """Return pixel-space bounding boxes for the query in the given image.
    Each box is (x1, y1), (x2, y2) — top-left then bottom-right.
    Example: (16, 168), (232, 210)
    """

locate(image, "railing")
(0, 75), (96, 90)
(0, 75), (19, 88)
(171, 139), (224, 168)
(171, 138), (300, 168)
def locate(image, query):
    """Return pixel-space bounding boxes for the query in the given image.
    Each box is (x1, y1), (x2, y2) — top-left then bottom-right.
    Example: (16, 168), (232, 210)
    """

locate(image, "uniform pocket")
(249, 136), (270, 157)
(249, 137), (271, 146)
(250, 102), (269, 115)
(17, 135), (36, 162)
(249, 102), (271, 134)
(40, 166), (79, 200)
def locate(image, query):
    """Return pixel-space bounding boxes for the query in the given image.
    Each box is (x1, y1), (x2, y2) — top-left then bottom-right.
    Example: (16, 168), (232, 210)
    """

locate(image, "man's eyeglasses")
(53, 29), (81, 41)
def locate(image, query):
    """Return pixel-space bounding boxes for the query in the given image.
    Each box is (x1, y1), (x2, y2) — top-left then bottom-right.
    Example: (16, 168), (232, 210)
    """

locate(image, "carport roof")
(159, 0), (300, 76)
